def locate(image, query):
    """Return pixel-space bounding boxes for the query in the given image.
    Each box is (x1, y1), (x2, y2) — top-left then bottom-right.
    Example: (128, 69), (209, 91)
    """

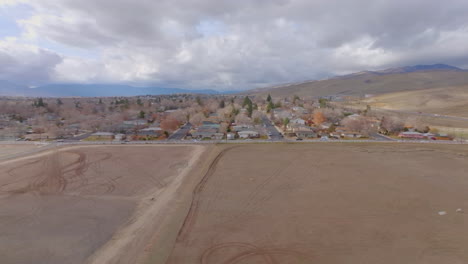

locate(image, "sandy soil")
(164, 143), (468, 264)
(0, 144), (45, 159)
(0, 145), (203, 264)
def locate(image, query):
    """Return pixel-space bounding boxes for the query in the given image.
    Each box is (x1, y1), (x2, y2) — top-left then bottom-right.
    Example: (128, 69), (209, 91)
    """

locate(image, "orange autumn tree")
(313, 111), (326, 125)
(160, 118), (180, 132)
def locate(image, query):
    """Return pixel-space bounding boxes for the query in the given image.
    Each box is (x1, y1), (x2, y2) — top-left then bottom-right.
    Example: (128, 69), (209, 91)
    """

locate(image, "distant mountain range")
(0, 82), (236, 97)
(1, 64), (467, 98)
(335, 64), (465, 79)
(247, 64), (468, 98)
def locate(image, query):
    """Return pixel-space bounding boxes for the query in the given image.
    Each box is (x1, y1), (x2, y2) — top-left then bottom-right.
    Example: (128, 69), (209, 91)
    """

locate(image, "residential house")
(200, 121), (221, 130)
(90, 132), (114, 140)
(273, 109), (293, 119)
(232, 124), (252, 132)
(292, 106), (308, 115)
(320, 122), (332, 130)
(115, 119), (147, 133)
(114, 134), (125, 141)
(332, 127), (362, 138)
(192, 127), (220, 139)
(227, 132), (236, 140)
(137, 127), (163, 137)
(290, 118), (306, 125)
(398, 131), (437, 140)
(296, 130), (317, 138)
(238, 130), (259, 139)
(398, 131), (426, 139)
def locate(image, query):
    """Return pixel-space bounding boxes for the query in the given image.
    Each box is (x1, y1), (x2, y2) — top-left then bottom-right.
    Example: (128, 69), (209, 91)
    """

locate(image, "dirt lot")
(0, 145), (202, 264)
(164, 143), (468, 264)
(0, 143), (46, 159)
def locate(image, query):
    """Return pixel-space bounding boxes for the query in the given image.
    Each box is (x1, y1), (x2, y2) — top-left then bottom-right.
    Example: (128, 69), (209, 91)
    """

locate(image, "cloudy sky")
(1, 0), (468, 90)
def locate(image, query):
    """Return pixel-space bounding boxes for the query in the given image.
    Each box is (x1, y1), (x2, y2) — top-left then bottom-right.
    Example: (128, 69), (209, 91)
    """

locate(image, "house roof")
(296, 130), (316, 134)
(238, 130), (259, 134)
(92, 132), (114, 136)
(140, 127), (162, 131)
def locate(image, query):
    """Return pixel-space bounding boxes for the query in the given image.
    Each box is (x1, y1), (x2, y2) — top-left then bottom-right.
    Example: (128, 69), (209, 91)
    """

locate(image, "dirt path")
(85, 145), (206, 264)
(0, 144), (200, 264)
(176, 146), (239, 243)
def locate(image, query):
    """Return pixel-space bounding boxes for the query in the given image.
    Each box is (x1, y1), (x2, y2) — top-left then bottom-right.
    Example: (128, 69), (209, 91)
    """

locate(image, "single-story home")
(90, 132), (114, 140)
(227, 133), (236, 140)
(398, 131), (426, 139)
(192, 127), (223, 139)
(238, 130), (259, 139)
(290, 118), (306, 125)
(200, 121), (221, 130)
(296, 130), (317, 138)
(232, 124), (252, 132)
(399, 132), (437, 140)
(114, 134), (125, 141)
(137, 127), (163, 136)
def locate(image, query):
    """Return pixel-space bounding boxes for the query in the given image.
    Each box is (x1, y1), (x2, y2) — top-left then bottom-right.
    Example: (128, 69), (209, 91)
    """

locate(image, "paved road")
(370, 132), (396, 142)
(168, 122), (192, 140)
(261, 116), (283, 140)
(61, 132), (93, 142)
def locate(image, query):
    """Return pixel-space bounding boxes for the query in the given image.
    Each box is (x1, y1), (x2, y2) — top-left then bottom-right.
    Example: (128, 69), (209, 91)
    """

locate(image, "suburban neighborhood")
(0, 93), (458, 143)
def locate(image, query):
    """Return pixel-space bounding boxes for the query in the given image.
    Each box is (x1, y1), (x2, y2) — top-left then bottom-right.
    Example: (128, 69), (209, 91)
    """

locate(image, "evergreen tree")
(247, 102), (253, 118)
(242, 96), (252, 108)
(34, 98), (46, 108)
(139, 110), (146, 119)
(196, 96), (203, 106)
(266, 94), (272, 102)
(266, 101), (274, 113)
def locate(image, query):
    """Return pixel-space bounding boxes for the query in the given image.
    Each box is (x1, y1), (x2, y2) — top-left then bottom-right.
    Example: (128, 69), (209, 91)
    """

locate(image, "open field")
(0, 143), (46, 159)
(361, 85), (468, 118)
(248, 70), (468, 98)
(0, 145), (203, 264)
(164, 143), (468, 264)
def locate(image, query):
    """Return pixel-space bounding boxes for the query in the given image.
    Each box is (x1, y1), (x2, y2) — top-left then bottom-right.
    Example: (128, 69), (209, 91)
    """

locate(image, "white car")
(320, 136), (329, 141)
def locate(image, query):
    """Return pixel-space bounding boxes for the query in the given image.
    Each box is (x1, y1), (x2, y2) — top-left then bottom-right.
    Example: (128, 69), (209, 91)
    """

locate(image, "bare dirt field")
(0, 143), (46, 159)
(164, 143), (468, 264)
(0, 145), (203, 264)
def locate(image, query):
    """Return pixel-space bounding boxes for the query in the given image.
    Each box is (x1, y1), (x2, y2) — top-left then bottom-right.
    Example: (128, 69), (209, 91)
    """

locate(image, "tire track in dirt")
(9, 151), (67, 195)
(0, 159), (43, 193)
(200, 242), (310, 264)
(64, 151), (114, 194)
(200, 242), (275, 264)
(175, 146), (239, 243)
(62, 151), (89, 190)
(2, 150), (113, 196)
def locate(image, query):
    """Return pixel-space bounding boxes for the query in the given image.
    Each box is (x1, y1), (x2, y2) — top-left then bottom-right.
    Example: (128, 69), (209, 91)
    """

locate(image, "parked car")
(296, 138), (303, 141)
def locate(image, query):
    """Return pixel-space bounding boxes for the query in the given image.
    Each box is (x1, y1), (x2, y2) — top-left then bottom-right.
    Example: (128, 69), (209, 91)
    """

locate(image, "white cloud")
(0, 37), (62, 85)
(2, 0), (468, 89)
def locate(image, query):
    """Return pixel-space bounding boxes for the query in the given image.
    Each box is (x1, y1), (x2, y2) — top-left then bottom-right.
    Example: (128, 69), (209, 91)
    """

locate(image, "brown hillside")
(247, 70), (468, 98)
(363, 85), (468, 117)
